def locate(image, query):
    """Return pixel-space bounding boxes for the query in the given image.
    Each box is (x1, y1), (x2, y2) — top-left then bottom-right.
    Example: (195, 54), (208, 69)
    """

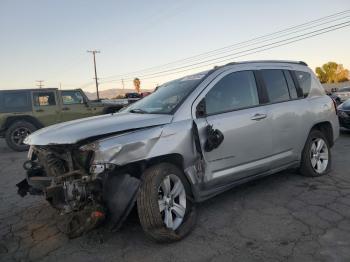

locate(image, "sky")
(0, 0), (349, 92)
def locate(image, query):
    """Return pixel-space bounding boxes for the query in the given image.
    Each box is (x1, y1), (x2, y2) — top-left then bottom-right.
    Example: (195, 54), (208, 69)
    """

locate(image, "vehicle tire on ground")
(5, 121), (37, 152)
(137, 163), (197, 242)
(300, 129), (331, 177)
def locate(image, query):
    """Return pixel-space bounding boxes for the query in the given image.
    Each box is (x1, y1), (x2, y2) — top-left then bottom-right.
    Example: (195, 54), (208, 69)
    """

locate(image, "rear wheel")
(300, 130), (331, 177)
(137, 163), (197, 242)
(5, 121), (37, 151)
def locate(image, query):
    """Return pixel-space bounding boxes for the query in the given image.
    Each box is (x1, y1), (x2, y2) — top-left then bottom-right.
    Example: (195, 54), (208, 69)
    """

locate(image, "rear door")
(257, 69), (303, 168)
(193, 69), (272, 186)
(59, 90), (94, 122)
(32, 90), (60, 126)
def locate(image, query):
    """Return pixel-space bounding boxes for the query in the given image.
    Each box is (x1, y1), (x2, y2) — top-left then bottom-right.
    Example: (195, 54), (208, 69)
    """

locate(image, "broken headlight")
(80, 142), (122, 175)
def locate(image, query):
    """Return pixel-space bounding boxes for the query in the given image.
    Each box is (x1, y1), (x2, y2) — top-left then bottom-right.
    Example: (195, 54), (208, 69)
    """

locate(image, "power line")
(100, 20), (350, 83)
(100, 9), (350, 81)
(36, 80), (44, 88)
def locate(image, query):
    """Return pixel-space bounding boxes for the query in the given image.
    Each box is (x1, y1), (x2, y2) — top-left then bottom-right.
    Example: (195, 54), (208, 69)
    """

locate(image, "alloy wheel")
(158, 174), (186, 230)
(310, 138), (329, 174)
(11, 127), (31, 146)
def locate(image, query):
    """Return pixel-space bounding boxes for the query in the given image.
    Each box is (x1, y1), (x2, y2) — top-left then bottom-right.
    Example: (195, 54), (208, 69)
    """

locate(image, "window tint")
(284, 71), (298, 99)
(4, 93), (29, 108)
(33, 92), (56, 106)
(260, 70), (290, 103)
(295, 71), (311, 97)
(62, 91), (84, 105)
(205, 71), (259, 115)
(0, 92), (32, 113)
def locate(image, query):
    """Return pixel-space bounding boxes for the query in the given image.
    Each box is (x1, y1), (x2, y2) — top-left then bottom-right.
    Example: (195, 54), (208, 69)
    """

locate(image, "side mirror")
(196, 98), (206, 118)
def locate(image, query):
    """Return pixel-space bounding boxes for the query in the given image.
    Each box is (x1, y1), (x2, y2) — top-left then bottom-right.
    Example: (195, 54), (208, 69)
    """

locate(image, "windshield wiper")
(129, 108), (149, 114)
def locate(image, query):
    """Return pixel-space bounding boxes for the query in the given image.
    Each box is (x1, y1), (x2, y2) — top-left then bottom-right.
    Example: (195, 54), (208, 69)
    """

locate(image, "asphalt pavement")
(1, 131), (350, 262)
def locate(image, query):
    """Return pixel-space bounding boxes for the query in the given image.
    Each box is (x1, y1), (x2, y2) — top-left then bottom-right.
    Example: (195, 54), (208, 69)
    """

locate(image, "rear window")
(260, 69), (290, 103)
(0, 91), (31, 113)
(284, 71), (298, 99)
(295, 71), (311, 98)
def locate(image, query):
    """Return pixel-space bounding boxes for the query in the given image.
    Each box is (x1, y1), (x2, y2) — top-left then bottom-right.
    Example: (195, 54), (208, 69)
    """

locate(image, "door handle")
(62, 107), (70, 111)
(251, 113), (267, 121)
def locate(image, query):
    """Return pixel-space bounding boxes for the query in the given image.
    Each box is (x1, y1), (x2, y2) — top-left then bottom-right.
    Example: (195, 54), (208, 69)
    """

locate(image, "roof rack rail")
(222, 60), (308, 67)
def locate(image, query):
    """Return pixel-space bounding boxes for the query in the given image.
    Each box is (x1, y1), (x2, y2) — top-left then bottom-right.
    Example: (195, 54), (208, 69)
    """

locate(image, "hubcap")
(310, 138), (329, 174)
(11, 127), (31, 146)
(158, 174), (186, 230)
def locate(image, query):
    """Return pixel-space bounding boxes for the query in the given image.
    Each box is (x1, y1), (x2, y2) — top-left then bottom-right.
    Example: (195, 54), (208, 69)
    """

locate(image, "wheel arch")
(115, 153), (194, 196)
(3, 115), (44, 130)
(309, 121), (334, 147)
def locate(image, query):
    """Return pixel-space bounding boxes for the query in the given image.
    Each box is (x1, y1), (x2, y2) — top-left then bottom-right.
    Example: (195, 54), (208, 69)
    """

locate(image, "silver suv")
(18, 60), (339, 241)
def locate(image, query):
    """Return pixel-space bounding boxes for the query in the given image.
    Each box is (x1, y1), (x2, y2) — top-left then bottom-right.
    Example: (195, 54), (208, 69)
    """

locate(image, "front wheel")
(300, 130), (331, 177)
(137, 163), (197, 242)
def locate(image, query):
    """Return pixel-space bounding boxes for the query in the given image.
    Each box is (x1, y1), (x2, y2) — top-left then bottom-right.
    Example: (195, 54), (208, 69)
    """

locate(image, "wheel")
(5, 121), (37, 151)
(137, 163), (197, 242)
(300, 130), (331, 177)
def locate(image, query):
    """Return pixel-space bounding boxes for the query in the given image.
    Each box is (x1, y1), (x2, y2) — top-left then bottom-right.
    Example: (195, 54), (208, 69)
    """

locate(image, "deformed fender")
(102, 172), (141, 231)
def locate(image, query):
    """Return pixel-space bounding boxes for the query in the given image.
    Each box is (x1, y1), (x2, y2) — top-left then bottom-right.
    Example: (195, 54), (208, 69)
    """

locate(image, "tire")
(5, 121), (37, 152)
(300, 130), (331, 177)
(137, 163), (197, 242)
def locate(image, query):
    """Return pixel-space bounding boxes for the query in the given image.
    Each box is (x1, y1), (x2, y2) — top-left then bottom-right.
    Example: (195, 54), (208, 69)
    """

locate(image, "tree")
(315, 62), (350, 83)
(133, 78), (141, 93)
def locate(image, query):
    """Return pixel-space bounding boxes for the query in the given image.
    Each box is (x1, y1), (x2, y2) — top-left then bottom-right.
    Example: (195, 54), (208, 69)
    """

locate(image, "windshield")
(125, 72), (208, 114)
(339, 87), (350, 92)
(341, 99), (350, 109)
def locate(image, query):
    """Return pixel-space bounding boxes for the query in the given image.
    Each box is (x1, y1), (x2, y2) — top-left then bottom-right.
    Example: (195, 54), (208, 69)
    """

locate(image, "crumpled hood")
(25, 112), (173, 145)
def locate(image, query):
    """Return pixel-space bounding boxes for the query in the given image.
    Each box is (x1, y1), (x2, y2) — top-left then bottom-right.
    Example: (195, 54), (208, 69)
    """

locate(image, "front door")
(194, 70), (272, 187)
(32, 91), (60, 126)
(60, 90), (94, 122)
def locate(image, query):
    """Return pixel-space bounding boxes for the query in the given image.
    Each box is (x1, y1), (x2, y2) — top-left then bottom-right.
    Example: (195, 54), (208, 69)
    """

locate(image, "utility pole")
(121, 79), (125, 90)
(87, 50), (101, 100)
(36, 80), (44, 88)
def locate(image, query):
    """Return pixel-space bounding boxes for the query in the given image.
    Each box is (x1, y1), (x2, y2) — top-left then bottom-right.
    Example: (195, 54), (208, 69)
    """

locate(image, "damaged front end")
(17, 144), (140, 238)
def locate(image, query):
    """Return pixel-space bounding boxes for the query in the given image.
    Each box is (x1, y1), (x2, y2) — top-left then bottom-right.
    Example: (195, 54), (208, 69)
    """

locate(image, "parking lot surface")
(1, 132), (350, 262)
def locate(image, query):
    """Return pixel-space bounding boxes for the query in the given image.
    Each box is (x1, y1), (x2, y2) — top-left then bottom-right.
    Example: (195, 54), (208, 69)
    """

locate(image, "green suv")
(0, 88), (126, 151)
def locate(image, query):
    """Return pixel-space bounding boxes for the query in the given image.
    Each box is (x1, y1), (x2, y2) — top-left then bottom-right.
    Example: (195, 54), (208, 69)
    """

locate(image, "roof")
(224, 60), (308, 66)
(0, 88), (58, 92)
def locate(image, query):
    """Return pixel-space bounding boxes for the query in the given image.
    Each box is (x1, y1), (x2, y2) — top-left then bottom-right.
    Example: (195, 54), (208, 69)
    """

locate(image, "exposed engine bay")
(17, 144), (140, 238)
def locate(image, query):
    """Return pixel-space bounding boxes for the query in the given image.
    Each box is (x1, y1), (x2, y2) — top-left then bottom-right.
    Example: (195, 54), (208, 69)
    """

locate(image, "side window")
(0, 92), (31, 113)
(33, 92), (56, 106)
(3, 92), (30, 108)
(260, 70), (290, 103)
(62, 91), (84, 105)
(295, 71), (311, 98)
(205, 71), (259, 115)
(284, 71), (298, 99)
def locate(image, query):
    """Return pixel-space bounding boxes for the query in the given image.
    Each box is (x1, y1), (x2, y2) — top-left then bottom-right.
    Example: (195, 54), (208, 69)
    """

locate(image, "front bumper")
(16, 164), (140, 238)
